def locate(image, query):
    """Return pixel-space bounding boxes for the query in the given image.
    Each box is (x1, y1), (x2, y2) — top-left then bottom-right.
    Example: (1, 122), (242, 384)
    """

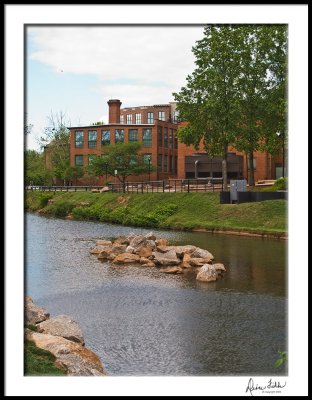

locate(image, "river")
(25, 212), (287, 376)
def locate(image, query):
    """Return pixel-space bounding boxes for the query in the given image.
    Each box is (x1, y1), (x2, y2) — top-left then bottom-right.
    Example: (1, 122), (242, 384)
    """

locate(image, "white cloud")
(28, 26), (204, 97)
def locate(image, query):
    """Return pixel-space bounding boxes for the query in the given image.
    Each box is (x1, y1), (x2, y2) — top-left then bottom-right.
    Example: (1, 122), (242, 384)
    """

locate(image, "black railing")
(25, 178), (224, 193)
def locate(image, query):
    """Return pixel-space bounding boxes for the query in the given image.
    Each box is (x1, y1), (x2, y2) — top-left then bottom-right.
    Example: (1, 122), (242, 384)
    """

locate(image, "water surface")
(25, 213), (287, 376)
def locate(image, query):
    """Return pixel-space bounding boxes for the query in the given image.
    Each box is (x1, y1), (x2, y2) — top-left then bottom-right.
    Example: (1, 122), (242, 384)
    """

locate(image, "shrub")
(261, 177), (288, 192)
(273, 177), (288, 191)
(47, 201), (75, 217)
(39, 194), (54, 208)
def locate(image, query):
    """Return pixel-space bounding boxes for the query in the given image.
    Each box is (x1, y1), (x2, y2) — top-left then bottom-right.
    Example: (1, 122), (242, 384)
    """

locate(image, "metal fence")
(25, 178), (224, 193)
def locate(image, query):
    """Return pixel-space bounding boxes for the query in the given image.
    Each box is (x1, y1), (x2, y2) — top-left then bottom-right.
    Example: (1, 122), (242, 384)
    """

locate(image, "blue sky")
(26, 25), (205, 150)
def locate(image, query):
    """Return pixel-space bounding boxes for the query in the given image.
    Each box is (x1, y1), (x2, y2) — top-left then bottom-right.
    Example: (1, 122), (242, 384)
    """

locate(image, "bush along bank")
(25, 297), (106, 376)
(25, 191), (287, 238)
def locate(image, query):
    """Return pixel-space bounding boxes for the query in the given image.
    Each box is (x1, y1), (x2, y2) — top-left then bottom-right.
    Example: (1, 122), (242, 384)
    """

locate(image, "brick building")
(68, 99), (285, 185)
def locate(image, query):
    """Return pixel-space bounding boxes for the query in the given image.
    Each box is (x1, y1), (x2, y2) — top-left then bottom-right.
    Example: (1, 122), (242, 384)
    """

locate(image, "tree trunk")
(222, 143), (228, 191)
(248, 152), (255, 187)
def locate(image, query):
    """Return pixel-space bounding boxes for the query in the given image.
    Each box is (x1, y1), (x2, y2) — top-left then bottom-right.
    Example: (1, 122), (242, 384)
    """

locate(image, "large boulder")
(156, 245), (196, 258)
(155, 238), (169, 246)
(113, 236), (131, 245)
(129, 236), (156, 255)
(196, 264), (218, 282)
(151, 250), (180, 266)
(90, 245), (109, 255)
(191, 247), (214, 261)
(25, 296), (50, 325)
(145, 232), (157, 241)
(189, 257), (212, 267)
(37, 315), (85, 345)
(213, 263), (226, 272)
(97, 244), (127, 260)
(26, 330), (106, 376)
(112, 253), (140, 264)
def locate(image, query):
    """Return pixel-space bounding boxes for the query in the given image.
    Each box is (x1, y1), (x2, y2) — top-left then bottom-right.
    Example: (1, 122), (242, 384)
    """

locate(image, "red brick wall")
(121, 105), (171, 124)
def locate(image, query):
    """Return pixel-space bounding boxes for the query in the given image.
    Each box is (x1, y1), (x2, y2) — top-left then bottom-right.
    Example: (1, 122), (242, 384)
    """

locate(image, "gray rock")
(196, 264), (218, 282)
(37, 315), (85, 345)
(112, 253), (140, 263)
(145, 232), (157, 241)
(25, 296), (50, 325)
(151, 249), (180, 266)
(191, 247), (214, 261)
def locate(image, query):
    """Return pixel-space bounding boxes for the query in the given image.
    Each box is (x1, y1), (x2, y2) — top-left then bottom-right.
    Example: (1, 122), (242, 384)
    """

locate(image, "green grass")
(25, 191), (287, 237)
(24, 339), (67, 376)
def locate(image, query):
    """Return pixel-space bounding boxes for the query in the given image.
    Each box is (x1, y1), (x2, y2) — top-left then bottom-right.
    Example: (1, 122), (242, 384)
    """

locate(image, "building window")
(129, 155), (137, 166)
(75, 131), (84, 148)
(101, 130), (110, 145)
(164, 127), (168, 148)
(157, 126), (163, 147)
(126, 114), (132, 124)
(120, 115), (124, 124)
(158, 111), (165, 121)
(157, 154), (162, 172)
(135, 113), (141, 124)
(115, 129), (124, 143)
(147, 112), (154, 124)
(169, 129), (173, 149)
(88, 130), (97, 148)
(174, 156), (178, 174)
(163, 155), (168, 172)
(174, 130), (178, 149)
(128, 129), (138, 142)
(172, 111), (179, 123)
(143, 153), (152, 165)
(88, 154), (97, 165)
(142, 128), (152, 147)
(169, 155), (173, 172)
(75, 155), (84, 166)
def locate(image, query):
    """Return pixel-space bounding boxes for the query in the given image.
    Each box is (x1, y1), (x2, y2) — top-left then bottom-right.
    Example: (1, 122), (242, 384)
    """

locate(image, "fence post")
(163, 180), (165, 193)
(187, 179), (190, 193)
(141, 182), (143, 194)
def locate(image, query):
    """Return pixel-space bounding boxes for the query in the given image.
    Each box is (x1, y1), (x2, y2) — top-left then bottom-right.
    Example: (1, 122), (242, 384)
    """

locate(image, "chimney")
(107, 99), (122, 123)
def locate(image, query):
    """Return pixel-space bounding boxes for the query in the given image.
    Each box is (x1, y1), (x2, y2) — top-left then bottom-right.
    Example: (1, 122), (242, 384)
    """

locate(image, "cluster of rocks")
(90, 232), (226, 282)
(25, 296), (106, 376)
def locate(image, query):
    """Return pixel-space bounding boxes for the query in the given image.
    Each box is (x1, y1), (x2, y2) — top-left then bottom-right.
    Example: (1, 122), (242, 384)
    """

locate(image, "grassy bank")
(24, 325), (66, 376)
(25, 191), (287, 238)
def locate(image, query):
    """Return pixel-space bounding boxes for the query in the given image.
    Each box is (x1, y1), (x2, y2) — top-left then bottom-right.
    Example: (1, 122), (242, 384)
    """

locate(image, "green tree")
(88, 142), (153, 192)
(24, 149), (52, 186)
(234, 25), (287, 186)
(260, 25), (288, 160)
(54, 160), (85, 186)
(173, 25), (242, 190)
(173, 24), (287, 188)
(39, 111), (71, 185)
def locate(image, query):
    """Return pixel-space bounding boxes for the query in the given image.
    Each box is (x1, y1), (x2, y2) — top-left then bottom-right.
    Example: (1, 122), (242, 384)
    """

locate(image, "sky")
(26, 25), (205, 150)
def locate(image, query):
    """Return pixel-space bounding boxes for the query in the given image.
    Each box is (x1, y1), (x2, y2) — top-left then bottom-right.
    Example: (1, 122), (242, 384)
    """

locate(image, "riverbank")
(25, 191), (287, 239)
(25, 297), (106, 376)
